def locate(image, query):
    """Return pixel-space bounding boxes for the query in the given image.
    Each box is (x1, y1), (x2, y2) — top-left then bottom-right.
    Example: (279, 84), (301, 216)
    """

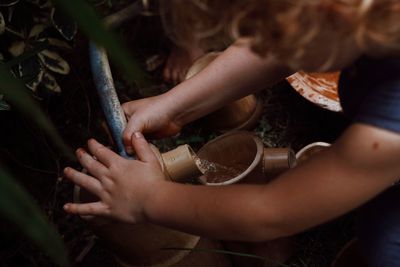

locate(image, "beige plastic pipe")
(196, 131), (297, 185)
(295, 141), (331, 165)
(152, 132), (296, 184)
(151, 144), (202, 183)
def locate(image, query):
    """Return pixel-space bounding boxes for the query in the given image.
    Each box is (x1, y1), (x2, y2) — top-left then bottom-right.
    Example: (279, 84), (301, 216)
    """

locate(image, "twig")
(75, 236), (97, 263)
(103, 1), (144, 29)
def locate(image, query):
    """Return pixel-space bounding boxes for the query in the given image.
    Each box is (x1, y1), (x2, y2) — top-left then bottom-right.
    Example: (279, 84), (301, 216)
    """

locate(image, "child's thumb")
(123, 119), (141, 149)
(131, 132), (158, 163)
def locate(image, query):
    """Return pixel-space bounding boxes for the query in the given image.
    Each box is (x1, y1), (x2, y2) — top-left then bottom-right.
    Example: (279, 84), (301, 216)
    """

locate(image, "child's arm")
(64, 123), (400, 241)
(122, 39), (292, 142)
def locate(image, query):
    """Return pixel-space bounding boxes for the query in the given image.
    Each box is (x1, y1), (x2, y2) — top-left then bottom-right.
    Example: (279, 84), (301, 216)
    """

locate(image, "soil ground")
(0, 5), (354, 267)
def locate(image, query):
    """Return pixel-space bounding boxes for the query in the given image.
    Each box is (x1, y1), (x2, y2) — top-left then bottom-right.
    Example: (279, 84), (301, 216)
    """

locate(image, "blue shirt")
(339, 56), (400, 133)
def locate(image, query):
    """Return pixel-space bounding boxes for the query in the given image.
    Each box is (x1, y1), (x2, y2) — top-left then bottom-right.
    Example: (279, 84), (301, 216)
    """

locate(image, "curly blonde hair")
(160, 0), (400, 70)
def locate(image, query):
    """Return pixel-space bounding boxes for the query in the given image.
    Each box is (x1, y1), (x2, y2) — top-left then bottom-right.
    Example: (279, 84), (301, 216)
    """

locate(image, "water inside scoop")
(194, 157), (247, 183)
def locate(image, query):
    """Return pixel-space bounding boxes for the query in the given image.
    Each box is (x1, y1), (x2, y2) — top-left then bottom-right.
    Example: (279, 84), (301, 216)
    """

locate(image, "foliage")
(0, 0), (77, 104)
(0, 0), (148, 265)
(0, 167), (70, 267)
(53, 0), (148, 87)
(0, 2), (78, 264)
(0, 64), (73, 157)
(0, 94), (10, 110)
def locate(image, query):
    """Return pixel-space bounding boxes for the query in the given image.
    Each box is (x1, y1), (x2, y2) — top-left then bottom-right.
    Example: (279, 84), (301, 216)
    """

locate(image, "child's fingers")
(123, 119), (141, 151)
(121, 101), (137, 118)
(121, 102), (138, 149)
(64, 167), (103, 196)
(87, 139), (119, 168)
(131, 132), (159, 164)
(76, 148), (109, 178)
(63, 202), (109, 216)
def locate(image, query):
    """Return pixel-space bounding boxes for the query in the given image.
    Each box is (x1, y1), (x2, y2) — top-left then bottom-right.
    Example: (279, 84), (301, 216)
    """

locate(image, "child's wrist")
(162, 91), (190, 126)
(142, 180), (181, 225)
(141, 180), (170, 223)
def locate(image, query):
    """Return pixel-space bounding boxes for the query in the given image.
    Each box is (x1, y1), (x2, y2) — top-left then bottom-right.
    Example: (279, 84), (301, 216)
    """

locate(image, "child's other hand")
(63, 132), (165, 224)
(122, 95), (182, 151)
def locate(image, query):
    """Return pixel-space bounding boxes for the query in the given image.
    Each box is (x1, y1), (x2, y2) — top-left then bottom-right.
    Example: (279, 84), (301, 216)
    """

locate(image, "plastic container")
(196, 131), (296, 185)
(295, 142), (331, 165)
(150, 144), (202, 183)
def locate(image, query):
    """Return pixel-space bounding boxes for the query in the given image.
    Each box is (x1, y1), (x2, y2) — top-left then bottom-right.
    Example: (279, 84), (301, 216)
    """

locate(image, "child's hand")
(122, 95), (182, 151)
(63, 132), (166, 224)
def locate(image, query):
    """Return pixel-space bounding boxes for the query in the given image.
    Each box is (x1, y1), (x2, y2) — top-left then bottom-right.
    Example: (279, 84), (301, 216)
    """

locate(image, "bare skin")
(64, 125), (400, 241)
(122, 40), (291, 144)
(63, 37), (400, 241)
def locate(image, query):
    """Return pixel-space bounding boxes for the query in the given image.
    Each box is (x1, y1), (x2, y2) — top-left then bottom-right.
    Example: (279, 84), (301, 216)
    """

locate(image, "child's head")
(161, 0), (400, 70)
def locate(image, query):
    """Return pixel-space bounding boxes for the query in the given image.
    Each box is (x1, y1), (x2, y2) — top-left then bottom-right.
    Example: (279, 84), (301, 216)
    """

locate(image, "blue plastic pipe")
(89, 43), (129, 158)
(89, 2), (144, 158)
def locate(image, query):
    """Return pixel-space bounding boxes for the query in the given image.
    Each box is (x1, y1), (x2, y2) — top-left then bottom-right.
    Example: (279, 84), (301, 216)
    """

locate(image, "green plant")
(53, 0), (148, 86)
(0, 0), (77, 98)
(0, 94), (10, 110)
(0, 0), (146, 266)
(0, 167), (70, 267)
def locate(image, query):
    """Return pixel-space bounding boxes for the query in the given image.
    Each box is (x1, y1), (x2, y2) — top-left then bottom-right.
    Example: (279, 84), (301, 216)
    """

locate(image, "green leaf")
(27, 69), (44, 91)
(39, 38), (72, 50)
(5, 24), (24, 38)
(26, 0), (51, 8)
(53, 0), (148, 86)
(0, 0), (19, 7)
(7, 5), (14, 21)
(0, 94), (10, 110)
(18, 56), (44, 92)
(8, 41), (26, 57)
(38, 49), (70, 75)
(29, 24), (47, 39)
(0, 168), (70, 267)
(51, 8), (77, 41)
(87, 0), (107, 6)
(0, 12), (5, 35)
(4, 40), (48, 69)
(42, 71), (61, 93)
(0, 65), (73, 159)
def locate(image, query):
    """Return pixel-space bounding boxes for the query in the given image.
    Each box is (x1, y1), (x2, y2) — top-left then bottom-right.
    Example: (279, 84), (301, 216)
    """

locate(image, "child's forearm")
(144, 181), (284, 241)
(163, 39), (292, 126)
(143, 124), (400, 241)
